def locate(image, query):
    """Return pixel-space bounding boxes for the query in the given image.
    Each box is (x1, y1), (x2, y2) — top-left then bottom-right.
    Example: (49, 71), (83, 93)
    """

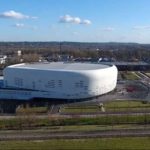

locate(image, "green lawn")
(16, 106), (48, 114)
(0, 115), (150, 130)
(120, 71), (140, 80)
(105, 100), (150, 108)
(0, 137), (150, 150)
(61, 107), (99, 113)
(0, 124), (149, 133)
(0, 100), (150, 130)
(62, 100), (150, 113)
(15, 100), (150, 115)
(145, 72), (150, 77)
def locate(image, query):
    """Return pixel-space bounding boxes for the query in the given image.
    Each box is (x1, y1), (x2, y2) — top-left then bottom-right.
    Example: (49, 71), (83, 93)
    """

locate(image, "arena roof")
(8, 62), (110, 71)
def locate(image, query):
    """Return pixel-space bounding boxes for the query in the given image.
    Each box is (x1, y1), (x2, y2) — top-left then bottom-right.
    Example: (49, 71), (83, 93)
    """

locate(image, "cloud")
(133, 26), (150, 30)
(12, 23), (38, 30)
(59, 15), (91, 25)
(0, 10), (37, 19)
(101, 27), (115, 31)
(73, 17), (81, 24)
(81, 19), (91, 25)
(13, 23), (25, 28)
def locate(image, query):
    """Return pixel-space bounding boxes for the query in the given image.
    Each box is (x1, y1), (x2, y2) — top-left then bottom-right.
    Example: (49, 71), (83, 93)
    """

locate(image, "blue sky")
(0, 0), (150, 43)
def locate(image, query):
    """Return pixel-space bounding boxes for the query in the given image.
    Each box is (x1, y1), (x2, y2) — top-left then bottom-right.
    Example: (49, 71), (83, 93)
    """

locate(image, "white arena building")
(0, 62), (118, 100)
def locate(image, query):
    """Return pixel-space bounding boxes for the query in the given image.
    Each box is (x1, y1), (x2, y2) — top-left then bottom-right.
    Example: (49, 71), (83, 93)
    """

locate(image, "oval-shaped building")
(3, 62), (118, 100)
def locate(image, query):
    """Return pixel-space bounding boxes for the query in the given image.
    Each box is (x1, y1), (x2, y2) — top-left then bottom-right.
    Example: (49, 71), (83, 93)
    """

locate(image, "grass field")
(0, 137), (150, 150)
(105, 100), (150, 108)
(62, 100), (150, 113)
(0, 114), (150, 130)
(145, 72), (150, 77)
(16, 106), (48, 114)
(0, 100), (150, 149)
(120, 71), (140, 80)
(0, 100), (149, 130)
(0, 124), (149, 133)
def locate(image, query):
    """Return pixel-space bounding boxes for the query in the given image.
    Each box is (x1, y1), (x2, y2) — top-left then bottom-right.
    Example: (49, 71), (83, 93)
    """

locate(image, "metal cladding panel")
(3, 64), (118, 99)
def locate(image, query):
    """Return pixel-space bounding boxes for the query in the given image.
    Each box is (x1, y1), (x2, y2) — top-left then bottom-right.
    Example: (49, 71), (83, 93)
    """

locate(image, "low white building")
(2, 62), (118, 100)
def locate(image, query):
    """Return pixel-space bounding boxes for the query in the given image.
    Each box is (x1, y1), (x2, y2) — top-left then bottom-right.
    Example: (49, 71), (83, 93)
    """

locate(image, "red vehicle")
(126, 86), (136, 92)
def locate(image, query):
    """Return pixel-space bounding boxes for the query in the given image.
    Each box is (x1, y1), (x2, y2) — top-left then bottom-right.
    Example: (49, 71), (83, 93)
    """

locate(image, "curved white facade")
(3, 62), (118, 100)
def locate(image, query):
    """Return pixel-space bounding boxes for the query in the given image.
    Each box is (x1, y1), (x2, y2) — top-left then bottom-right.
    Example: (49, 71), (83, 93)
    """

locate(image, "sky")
(0, 0), (150, 43)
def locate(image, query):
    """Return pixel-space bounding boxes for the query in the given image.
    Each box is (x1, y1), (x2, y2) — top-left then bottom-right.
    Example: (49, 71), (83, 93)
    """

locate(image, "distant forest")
(0, 42), (150, 61)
